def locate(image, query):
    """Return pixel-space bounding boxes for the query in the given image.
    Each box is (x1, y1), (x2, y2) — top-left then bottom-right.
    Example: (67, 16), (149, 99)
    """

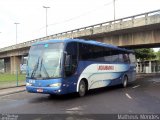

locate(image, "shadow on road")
(28, 73), (160, 103)
(29, 83), (135, 103)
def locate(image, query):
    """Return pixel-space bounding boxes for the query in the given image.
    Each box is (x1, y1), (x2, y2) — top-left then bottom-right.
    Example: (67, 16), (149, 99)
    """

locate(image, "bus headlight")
(49, 83), (61, 87)
(26, 82), (32, 86)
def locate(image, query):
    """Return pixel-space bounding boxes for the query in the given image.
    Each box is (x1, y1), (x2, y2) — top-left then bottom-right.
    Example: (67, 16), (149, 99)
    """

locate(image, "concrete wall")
(94, 29), (160, 48)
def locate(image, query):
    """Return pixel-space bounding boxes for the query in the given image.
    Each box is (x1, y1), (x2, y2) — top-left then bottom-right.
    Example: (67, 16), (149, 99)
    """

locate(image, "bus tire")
(122, 75), (128, 88)
(49, 94), (55, 98)
(78, 80), (86, 97)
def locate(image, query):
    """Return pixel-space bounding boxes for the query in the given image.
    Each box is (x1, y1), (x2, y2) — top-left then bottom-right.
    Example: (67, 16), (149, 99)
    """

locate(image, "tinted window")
(79, 43), (105, 62)
(118, 50), (130, 63)
(123, 53), (130, 63)
(79, 43), (93, 60)
(92, 46), (104, 62)
(79, 42), (131, 64)
(129, 53), (136, 64)
(65, 42), (78, 75)
(66, 42), (77, 59)
(79, 43), (88, 60)
(119, 54), (124, 63)
(110, 49), (119, 62)
(103, 47), (111, 62)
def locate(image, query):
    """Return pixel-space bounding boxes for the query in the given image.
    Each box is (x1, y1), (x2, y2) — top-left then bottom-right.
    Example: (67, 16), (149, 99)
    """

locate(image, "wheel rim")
(79, 81), (86, 96)
(123, 77), (127, 87)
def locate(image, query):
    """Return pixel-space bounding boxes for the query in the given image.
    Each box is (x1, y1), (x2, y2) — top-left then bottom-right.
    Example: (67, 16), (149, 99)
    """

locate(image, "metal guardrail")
(0, 9), (160, 53)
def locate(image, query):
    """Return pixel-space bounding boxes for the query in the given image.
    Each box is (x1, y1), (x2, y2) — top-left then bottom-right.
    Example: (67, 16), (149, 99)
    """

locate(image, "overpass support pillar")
(4, 57), (11, 73)
(10, 56), (21, 74)
(136, 63), (139, 73)
(139, 63), (142, 73)
(149, 61), (152, 73)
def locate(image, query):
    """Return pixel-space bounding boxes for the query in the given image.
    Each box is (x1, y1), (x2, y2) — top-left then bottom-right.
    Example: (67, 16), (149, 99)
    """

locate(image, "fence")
(0, 56), (27, 89)
(0, 72), (26, 89)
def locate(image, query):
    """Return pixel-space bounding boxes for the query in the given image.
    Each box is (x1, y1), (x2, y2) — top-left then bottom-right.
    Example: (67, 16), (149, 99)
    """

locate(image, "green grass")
(0, 73), (26, 88)
(0, 73), (26, 82)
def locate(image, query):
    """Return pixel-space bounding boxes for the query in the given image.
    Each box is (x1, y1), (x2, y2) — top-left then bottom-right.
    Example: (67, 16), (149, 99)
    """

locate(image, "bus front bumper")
(26, 86), (66, 95)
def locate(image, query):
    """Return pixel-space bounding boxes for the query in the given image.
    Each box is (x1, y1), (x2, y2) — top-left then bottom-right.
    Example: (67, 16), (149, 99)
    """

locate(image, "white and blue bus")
(26, 39), (136, 96)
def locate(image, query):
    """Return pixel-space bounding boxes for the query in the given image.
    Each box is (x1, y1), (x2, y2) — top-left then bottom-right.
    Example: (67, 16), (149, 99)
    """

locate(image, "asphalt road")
(0, 74), (160, 114)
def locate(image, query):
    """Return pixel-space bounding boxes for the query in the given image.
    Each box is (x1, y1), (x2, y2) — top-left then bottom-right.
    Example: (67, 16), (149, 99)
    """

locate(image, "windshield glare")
(27, 43), (63, 79)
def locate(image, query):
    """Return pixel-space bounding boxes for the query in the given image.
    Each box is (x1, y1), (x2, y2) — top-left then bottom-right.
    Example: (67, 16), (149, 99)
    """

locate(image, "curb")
(0, 85), (25, 90)
(0, 89), (26, 97)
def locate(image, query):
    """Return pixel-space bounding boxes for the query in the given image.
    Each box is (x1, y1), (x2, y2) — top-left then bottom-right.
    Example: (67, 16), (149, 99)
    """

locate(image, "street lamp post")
(113, 0), (115, 21)
(14, 23), (20, 44)
(43, 6), (50, 36)
(14, 22), (20, 86)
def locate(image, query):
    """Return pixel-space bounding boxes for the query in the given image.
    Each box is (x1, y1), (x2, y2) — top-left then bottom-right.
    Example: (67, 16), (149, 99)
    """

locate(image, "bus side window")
(103, 47), (111, 62)
(123, 53), (130, 63)
(79, 43), (86, 60)
(65, 42), (78, 76)
(118, 51), (130, 63)
(89, 45), (104, 62)
(129, 53), (136, 64)
(110, 49), (119, 63)
(119, 54), (124, 63)
(79, 43), (92, 60)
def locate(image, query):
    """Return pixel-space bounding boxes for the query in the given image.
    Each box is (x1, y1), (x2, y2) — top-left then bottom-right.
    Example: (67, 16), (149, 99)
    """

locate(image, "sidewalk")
(0, 86), (26, 97)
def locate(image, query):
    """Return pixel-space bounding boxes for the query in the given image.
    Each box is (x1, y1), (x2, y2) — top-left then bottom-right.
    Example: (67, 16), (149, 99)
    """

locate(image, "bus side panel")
(127, 64), (136, 82)
(75, 61), (100, 92)
(64, 61), (96, 94)
(130, 64), (136, 82)
(76, 62), (130, 91)
(90, 63), (130, 89)
(63, 74), (79, 94)
(107, 77), (123, 86)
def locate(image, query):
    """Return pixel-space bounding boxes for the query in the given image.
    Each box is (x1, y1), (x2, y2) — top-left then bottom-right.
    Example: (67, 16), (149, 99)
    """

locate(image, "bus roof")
(32, 38), (133, 53)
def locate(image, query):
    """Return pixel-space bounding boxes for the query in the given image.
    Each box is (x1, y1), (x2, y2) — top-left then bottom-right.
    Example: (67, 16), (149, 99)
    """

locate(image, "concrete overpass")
(0, 9), (160, 74)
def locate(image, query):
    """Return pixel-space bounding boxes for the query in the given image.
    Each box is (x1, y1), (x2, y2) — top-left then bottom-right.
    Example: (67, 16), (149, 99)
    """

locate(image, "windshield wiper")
(40, 58), (50, 79)
(31, 57), (40, 79)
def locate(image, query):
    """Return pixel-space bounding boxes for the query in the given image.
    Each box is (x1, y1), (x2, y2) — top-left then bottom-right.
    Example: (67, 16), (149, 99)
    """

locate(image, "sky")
(0, 0), (160, 51)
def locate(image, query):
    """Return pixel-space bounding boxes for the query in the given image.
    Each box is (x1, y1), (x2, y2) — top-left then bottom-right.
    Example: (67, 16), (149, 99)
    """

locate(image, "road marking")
(125, 93), (132, 99)
(67, 107), (80, 111)
(153, 81), (160, 83)
(66, 106), (83, 111)
(132, 85), (140, 89)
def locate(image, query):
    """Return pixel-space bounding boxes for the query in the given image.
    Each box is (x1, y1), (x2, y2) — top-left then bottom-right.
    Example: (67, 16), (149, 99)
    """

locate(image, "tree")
(156, 49), (160, 60)
(134, 48), (156, 60)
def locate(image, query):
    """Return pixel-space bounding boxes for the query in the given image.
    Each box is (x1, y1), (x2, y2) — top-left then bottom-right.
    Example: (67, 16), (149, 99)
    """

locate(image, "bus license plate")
(37, 88), (43, 92)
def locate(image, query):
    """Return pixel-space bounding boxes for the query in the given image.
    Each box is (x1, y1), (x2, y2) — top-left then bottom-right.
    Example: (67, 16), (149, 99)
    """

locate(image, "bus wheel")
(122, 75), (128, 88)
(49, 94), (56, 98)
(78, 80), (86, 97)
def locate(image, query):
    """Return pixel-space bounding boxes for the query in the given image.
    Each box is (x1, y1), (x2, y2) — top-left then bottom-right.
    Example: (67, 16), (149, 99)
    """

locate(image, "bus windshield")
(27, 43), (64, 79)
